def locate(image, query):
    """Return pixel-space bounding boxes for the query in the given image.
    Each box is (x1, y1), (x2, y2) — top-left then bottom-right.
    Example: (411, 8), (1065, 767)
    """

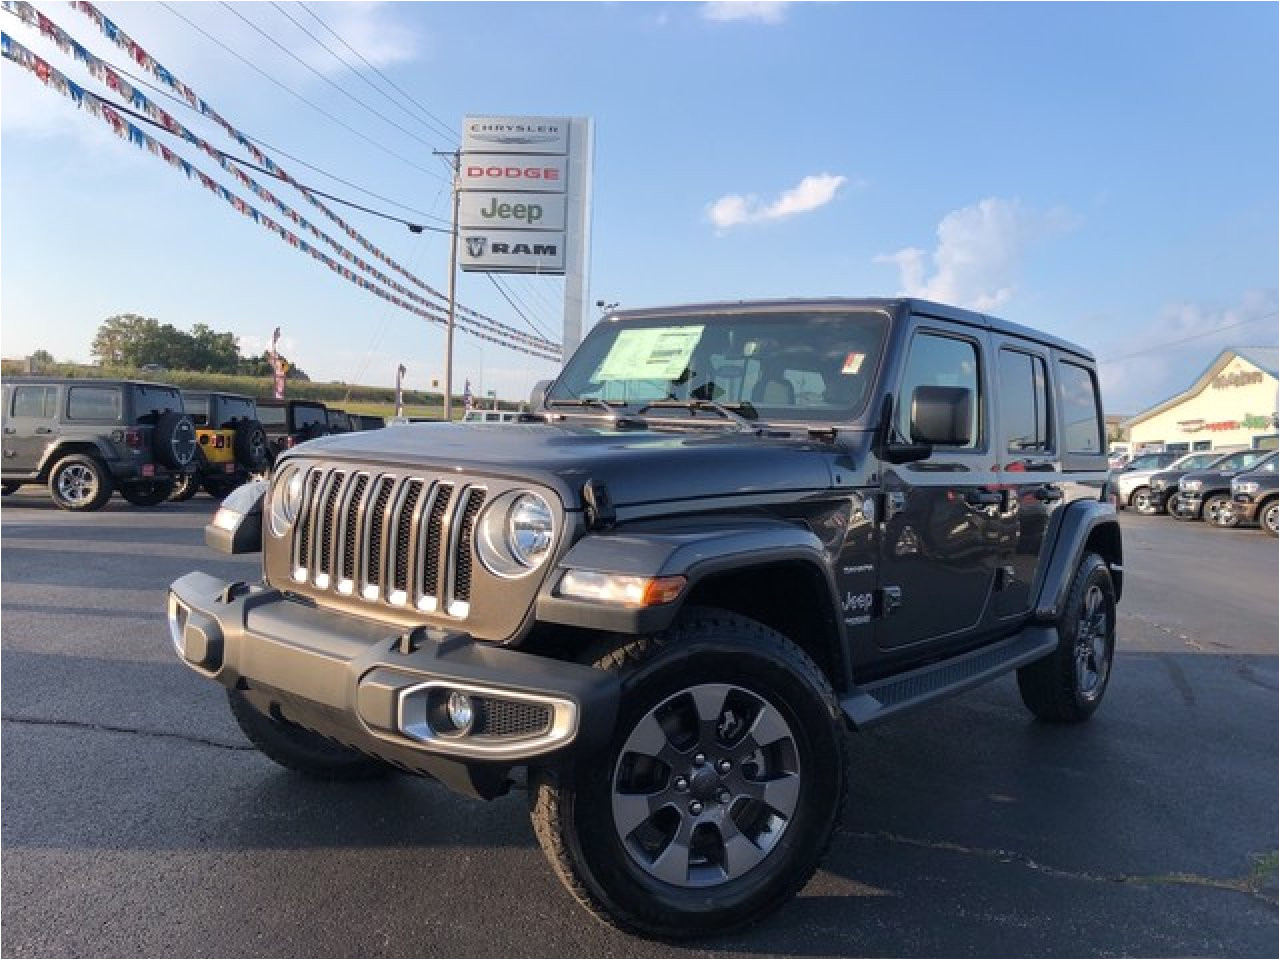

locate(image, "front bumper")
(1170, 492), (1203, 517)
(167, 571), (618, 797)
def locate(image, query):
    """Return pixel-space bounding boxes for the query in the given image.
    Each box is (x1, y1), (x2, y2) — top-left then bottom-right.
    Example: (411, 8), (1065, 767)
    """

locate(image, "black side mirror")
(910, 385), (972, 447)
(530, 379), (553, 411)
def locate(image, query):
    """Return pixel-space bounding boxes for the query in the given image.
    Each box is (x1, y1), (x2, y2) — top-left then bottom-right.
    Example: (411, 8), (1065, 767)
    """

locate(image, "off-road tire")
(1130, 486), (1157, 515)
(118, 479), (175, 507)
(1, 481), (19, 496)
(529, 607), (847, 939)
(168, 471), (201, 502)
(228, 689), (389, 780)
(1018, 552), (1116, 723)
(153, 412), (198, 469)
(47, 454), (113, 512)
(233, 420), (270, 471)
(1204, 494), (1237, 529)
(1260, 498), (1278, 538)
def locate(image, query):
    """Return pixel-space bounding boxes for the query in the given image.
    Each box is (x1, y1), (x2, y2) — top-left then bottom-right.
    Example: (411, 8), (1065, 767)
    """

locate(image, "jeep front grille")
(289, 467), (486, 619)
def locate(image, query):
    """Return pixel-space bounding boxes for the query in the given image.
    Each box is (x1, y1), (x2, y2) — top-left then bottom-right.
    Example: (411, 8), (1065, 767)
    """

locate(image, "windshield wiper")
(545, 398), (647, 428)
(635, 399), (759, 433)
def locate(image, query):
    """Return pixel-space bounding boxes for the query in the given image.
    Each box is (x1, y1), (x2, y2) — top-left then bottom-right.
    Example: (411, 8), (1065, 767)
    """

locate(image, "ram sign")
(460, 230), (565, 272)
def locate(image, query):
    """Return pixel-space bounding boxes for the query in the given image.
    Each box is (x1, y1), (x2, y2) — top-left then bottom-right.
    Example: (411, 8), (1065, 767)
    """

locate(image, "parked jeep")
(325, 408), (354, 435)
(170, 391), (271, 501)
(1166, 448), (1273, 521)
(1110, 450), (1184, 514)
(350, 413), (386, 431)
(256, 398), (330, 465)
(1, 378), (196, 509)
(1231, 458), (1279, 536)
(169, 299), (1120, 938)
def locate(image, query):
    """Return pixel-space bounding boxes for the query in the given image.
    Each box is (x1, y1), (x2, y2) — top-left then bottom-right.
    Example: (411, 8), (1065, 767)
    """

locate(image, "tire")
(118, 478), (175, 507)
(1260, 499), (1278, 538)
(47, 454), (113, 512)
(1204, 494), (1237, 529)
(152, 411), (198, 469)
(168, 471), (201, 502)
(1130, 486), (1157, 515)
(1, 481), (19, 496)
(233, 420), (270, 472)
(228, 688), (390, 780)
(529, 608), (847, 939)
(1017, 552), (1116, 723)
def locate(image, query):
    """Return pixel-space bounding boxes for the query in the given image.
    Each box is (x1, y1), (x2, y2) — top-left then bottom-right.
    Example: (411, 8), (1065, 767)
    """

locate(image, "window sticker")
(595, 326), (705, 381)
(841, 351), (866, 375)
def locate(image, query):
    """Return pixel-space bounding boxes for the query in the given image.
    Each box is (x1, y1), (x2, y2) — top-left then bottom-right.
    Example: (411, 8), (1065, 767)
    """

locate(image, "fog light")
(446, 691), (474, 733)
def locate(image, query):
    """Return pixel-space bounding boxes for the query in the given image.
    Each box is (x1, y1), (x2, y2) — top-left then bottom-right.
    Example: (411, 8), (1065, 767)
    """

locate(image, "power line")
(488, 275), (558, 345)
(270, 1), (457, 147)
(299, 2), (458, 147)
(217, 2), (444, 153)
(156, 1), (444, 181)
(1107, 312), (1279, 362)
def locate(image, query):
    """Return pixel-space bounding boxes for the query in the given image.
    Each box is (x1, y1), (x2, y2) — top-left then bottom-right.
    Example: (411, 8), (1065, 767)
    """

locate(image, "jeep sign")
(460, 154), (567, 194)
(459, 229), (565, 273)
(459, 192), (567, 231)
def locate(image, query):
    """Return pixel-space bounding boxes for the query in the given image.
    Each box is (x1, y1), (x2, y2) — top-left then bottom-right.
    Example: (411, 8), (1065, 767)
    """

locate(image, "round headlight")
(477, 491), (556, 577)
(268, 467), (306, 538)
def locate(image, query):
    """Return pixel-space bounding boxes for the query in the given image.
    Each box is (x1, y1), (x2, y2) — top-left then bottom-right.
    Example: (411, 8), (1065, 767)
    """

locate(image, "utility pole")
(435, 149), (461, 421)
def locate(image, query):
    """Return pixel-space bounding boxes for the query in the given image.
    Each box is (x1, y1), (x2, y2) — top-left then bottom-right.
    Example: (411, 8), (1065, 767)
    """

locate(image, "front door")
(3, 384), (59, 475)
(877, 322), (1000, 650)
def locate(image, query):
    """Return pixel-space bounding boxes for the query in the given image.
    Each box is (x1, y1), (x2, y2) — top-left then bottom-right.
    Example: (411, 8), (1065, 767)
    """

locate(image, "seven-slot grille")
(287, 466), (487, 618)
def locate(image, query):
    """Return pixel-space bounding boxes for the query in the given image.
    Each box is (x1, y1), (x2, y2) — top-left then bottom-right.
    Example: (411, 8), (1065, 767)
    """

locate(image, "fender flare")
(536, 517), (847, 674)
(1033, 499), (1123, 622)
(37, 439), (115, 479)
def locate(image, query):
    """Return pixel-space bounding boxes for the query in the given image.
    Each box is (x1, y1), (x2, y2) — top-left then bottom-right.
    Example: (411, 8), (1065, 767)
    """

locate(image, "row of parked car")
(1112, 446), (1278, 536)
(0, 377), (385, 511)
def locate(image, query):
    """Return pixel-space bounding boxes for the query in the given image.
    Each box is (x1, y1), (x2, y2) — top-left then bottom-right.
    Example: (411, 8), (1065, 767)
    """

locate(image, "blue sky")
(2, 0), (1276, 413)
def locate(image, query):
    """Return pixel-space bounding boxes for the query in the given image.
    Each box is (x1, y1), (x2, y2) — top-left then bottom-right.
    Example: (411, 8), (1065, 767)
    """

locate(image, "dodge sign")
(459, 154), (568, 193)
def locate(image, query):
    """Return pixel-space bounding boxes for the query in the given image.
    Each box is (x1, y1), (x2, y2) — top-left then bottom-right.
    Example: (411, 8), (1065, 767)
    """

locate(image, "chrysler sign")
(462, 116), (569, 155)
(460, 230), (565, 273)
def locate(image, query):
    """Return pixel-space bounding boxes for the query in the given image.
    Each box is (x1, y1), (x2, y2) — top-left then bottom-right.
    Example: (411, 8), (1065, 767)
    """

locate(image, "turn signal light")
(558, 571), (687, 607)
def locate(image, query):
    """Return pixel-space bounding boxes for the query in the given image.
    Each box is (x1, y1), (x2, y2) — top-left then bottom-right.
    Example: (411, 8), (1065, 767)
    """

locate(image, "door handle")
(2, 427), (14, 435)
(34, 427), (54, 435)
(1034, 485), (1064, 503)
(964, 490), (1004, 507)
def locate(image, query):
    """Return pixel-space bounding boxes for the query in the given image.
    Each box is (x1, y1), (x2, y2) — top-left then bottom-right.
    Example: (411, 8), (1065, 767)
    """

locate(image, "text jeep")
(168, 298), (1121, 938)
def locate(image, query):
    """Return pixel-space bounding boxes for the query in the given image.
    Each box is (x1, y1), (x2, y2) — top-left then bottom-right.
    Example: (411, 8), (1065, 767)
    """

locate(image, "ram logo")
(465, 236), (487, 258)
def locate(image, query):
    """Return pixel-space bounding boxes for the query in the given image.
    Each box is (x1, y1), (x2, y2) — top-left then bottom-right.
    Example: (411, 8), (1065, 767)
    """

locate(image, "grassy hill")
(0, 360), (522, 420)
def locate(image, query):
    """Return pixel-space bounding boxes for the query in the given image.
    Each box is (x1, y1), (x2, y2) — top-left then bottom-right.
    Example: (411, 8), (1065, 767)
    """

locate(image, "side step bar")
(840, 626), (1059, 729)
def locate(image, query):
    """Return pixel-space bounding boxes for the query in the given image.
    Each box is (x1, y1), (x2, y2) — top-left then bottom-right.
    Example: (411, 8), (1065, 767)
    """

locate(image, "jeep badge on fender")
(167, 298), (1121, 939)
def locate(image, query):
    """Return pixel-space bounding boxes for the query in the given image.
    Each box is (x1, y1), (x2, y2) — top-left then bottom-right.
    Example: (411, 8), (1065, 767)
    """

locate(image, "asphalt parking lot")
(2, 490), (1276, 957)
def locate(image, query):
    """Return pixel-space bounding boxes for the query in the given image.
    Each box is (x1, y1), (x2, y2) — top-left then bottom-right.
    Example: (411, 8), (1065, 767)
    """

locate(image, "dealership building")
(1123, 347), (1278, 453)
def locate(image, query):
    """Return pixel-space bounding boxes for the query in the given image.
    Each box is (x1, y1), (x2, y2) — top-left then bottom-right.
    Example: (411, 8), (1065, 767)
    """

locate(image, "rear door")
(877, 319), (1000, 650)
(991, 340), (1061, 620)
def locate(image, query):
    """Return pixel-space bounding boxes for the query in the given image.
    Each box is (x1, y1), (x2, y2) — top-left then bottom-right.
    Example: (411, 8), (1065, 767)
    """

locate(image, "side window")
(185, 396), (210, 426)
(896, 331), (982, 449)
(12, 385), (57, 419)
(1057, 361), (1102, 454)
(998, 349), (1052, 456)
(67, 386), (123, 421)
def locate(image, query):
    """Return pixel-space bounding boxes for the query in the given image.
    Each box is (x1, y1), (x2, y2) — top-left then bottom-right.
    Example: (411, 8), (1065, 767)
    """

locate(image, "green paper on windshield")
(595, 326), (704, 381)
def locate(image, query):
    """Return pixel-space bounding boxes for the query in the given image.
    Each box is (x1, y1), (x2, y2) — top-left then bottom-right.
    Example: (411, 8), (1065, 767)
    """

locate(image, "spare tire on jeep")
(233, 419), (270, 471)
(153, 412), (197, 469)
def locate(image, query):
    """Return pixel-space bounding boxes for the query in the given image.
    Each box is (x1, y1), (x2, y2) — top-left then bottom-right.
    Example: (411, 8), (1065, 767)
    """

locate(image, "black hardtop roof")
(607, 297), (1094, 363)
(182, 389), (255, 401)
(256, 397), (327, 408)
(2, 376), (182, 390)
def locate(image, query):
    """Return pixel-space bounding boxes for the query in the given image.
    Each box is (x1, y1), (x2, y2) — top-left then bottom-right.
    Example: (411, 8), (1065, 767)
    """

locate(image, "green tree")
(29, 348), (53, 370)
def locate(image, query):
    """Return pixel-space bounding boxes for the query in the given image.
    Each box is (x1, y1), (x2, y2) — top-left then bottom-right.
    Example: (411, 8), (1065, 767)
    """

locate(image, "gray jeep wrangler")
(168, 299), (1121, 938)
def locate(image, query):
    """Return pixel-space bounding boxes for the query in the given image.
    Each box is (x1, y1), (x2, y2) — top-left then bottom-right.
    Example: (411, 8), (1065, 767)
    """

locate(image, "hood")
(286, 421), (841, 509)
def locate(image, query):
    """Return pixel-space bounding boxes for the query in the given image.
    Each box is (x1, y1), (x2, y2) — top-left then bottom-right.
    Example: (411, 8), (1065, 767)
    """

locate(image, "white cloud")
(1096, 289), (1279, 415)
(299, 2), (420, 74)
(702, 2), (791, 24)
(708, 173), (847, 230)
(874, 197), (1075, 312)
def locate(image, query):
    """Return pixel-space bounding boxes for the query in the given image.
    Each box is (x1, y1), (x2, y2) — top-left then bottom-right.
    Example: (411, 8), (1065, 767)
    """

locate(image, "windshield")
(549, 310), (890, 423)
(1171, 452), (1222, 471)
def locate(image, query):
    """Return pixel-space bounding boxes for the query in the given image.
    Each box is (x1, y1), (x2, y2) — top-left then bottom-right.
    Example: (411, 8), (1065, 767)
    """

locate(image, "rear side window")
(184, 395), (210, 426)
(67, 386), (122, 421)
(1057, 361), (1102, 454)
(257, 406), (286, 426)
(998, 349), (1051, 455)
(219, 397), (257, 424)
(896, 331), (982, 449)
(12, 385), (57, 419)
(293, 405), (327, 430)
(1219, 450), (1272, 473)
(132, 386), (182, 420)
